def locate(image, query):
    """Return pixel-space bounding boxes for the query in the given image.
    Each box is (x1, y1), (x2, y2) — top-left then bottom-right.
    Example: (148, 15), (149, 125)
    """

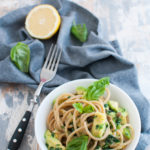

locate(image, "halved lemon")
(25, 4), (61, 39)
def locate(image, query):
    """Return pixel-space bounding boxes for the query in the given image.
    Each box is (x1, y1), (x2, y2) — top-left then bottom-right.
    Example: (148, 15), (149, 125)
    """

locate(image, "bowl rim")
(35, 78), (141, 150)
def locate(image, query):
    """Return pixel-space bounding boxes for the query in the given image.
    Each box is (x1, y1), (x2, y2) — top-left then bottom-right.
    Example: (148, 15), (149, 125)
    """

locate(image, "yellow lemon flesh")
(25, 4), (61, 39)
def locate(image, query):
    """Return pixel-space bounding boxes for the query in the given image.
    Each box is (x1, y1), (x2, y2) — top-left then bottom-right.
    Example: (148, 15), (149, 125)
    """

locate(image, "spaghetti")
(45, 79), (134, 150)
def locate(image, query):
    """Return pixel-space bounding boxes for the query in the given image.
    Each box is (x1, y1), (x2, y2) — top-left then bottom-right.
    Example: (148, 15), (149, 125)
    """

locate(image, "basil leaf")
(71, 21), (88, 42)
(76, 86), (87, 95)
(83, 105), (94, 113)
(52, 99), (56, 106)
(73, 103), (95, 114)
(66, 135), (88, 150)
(85, 77), (110, 100)
(10, 42), (30, 73)
(73, 103), (83, 113)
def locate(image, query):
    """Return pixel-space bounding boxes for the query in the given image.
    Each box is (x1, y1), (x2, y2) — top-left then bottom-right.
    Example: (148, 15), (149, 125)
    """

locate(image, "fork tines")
(44, 44), (62, 71)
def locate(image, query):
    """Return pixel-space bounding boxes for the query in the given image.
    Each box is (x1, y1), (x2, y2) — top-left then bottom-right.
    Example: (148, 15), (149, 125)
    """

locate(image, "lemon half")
(25, 4), (61, 39)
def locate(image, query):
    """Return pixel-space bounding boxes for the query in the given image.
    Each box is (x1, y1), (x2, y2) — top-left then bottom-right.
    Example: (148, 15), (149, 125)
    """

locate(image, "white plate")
(35, 79), (141, 150)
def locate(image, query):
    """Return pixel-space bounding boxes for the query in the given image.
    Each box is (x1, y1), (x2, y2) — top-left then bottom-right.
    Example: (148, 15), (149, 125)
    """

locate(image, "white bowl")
(35, 79), (141, 150)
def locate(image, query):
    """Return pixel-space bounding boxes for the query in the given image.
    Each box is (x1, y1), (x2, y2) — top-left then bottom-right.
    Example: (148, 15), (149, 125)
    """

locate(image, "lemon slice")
(25, 4), (61, 39)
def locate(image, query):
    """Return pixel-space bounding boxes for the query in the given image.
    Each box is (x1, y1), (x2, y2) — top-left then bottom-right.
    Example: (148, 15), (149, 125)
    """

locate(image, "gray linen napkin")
(0, 0), (149, 149)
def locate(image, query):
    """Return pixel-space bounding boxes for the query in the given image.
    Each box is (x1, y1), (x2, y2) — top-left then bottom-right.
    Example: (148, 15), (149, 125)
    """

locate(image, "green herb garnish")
(55, 148), (62, 150)
(10, 42), (30, 73)
(73, 103), (95, 114)
(104, 104), (109, 108)
(61, 125), (65, 129)
(105, 134), (120, 144)
(95, 124), (104, 130)
(85, 77), (110, 100)
(83, 105), (95, 113)
(66, 135), (88, 150)
(51, 132), (55, 137)
(68, 127), (74, 132)
(95, 145), (101, 150)
(71, 21), (88, 42)
(102, 135), (120, 149)
(73, 103), (83, 113)
(116, 117), (122, 129)
(102, 143), (110, 149)
(106, 123), (109, 128)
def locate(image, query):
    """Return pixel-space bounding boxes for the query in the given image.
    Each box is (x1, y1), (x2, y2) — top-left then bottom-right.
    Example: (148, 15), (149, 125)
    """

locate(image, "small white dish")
(35, 79), (141, 150)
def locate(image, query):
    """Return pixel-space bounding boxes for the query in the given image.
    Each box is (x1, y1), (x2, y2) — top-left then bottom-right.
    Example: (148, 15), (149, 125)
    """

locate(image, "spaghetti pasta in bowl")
(35, 78), (141, 150)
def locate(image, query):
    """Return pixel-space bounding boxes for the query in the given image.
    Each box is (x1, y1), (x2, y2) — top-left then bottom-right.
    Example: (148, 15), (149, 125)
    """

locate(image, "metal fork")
(8, 44), (62, 150)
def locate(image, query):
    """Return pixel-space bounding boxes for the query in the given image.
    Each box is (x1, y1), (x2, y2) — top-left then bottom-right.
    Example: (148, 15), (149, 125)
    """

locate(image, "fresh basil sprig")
(85, 77), (110, 100)
(66, 135), (88, 150)
(73, 103), (95, 113)
(10, 42), (30, 73)
(83, 105), (95, 113)
(73, 103), (83, 113)
(71, 21), (88, 42)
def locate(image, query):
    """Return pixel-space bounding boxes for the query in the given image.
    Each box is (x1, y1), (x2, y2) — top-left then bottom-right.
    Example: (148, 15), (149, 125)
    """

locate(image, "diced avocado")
(92, 123), (106, 138)
(120, 116), (127, 125)
(123, 127), (131, 139)
(45, 130), (51, 139)
(118, 107), (128, 125)
(91, 113), (106, 137)
(116, 124), (122, 129)
(118, 107), (128, 116)
(108, 101), (119, 112)
(44, 130), (65, 150)
(107, 111), (116, 119)
(76, 86), (87, 95)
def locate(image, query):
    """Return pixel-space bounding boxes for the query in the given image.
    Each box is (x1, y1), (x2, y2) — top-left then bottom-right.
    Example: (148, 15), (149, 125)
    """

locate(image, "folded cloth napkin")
(0, 0), (149, 149)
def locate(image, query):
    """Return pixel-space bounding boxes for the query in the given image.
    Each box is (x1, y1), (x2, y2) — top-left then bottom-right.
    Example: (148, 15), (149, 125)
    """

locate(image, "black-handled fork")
(7, 44), (62, 150)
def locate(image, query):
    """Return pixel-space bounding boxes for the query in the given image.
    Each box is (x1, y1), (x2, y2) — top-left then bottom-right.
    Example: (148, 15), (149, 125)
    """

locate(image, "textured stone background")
(0, 0), (150, 149)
